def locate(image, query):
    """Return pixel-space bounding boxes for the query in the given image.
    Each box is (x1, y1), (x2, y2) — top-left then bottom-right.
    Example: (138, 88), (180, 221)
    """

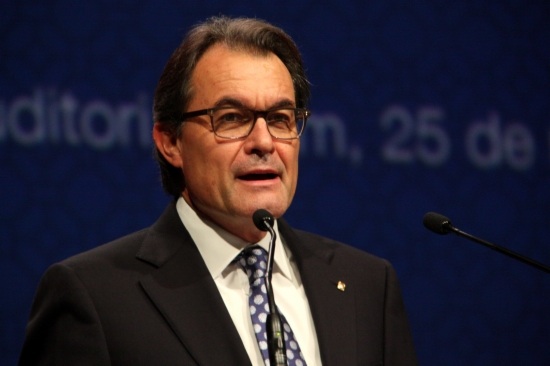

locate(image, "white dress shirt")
(176, 197), (322, 365)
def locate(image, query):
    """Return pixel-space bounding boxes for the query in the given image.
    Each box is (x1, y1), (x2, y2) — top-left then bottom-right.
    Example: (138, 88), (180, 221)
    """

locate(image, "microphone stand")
(424, 212), (550, 274)
(444, 222), (550, 274)
(263, 220), (287, 366)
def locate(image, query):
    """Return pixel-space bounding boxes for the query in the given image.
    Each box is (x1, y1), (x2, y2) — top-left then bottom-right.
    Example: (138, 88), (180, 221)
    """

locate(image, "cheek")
(185, 146), (234, 190)
(279, 144), (300, 177)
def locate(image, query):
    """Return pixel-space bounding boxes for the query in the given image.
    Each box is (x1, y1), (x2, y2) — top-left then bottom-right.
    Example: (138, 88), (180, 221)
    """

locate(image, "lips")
(236, 168), (280, 181)
(239, 173), (279, 181)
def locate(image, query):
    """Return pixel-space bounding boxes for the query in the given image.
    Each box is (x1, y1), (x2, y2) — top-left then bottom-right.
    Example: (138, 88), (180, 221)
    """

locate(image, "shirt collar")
(175, 197), (294, 281)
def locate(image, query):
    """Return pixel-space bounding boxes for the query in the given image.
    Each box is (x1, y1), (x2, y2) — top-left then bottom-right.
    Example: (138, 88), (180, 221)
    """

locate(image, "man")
(19, 16), (417, 365)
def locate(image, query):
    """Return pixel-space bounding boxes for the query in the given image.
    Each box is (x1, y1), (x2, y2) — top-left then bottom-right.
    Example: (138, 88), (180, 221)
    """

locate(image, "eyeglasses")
(179, 106), (310, 140)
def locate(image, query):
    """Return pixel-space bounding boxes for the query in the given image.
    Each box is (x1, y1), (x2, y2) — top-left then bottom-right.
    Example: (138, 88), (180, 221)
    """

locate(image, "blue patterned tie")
(237, 245), (307, 366)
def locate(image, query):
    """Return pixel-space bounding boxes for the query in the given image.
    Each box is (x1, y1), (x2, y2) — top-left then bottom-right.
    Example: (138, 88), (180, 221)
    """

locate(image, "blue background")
(2, 1), (549, 364)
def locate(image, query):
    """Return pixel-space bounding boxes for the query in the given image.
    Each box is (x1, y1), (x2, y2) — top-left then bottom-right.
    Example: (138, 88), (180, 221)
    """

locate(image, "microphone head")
(423, 212), (453, 235)
(253, 209), (274, 232)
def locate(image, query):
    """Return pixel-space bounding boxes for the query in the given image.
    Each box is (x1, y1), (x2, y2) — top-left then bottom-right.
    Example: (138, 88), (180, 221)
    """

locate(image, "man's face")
(159, 44), (300, 241)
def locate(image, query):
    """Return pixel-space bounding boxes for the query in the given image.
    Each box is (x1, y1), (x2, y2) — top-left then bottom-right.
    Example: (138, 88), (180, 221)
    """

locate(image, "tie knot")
(237, 245), (268, 286)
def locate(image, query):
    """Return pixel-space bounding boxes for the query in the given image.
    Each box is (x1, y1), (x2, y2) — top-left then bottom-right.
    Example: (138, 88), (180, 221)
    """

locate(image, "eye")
(267, 110), (293, 129)
(219, 110), (245, 123)
(213, 108), (250, 127)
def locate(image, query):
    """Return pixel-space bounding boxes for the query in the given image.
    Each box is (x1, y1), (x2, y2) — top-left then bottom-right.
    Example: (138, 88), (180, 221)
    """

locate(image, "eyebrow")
(212, 97), (296, 110)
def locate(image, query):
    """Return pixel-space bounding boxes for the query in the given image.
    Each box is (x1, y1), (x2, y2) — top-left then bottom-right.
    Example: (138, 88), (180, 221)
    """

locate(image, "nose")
(243, 117), (275, 155)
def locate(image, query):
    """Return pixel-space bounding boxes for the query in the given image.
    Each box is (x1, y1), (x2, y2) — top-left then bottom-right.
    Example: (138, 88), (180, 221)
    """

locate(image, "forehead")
(189, 44), (295, 107)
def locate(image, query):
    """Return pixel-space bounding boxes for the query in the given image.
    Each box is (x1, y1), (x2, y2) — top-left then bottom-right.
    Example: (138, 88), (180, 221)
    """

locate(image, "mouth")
(238, 173), (279, 181)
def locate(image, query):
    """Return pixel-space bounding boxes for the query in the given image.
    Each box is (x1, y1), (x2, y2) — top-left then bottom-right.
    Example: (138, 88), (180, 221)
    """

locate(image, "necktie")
(237, 246), (307, 366)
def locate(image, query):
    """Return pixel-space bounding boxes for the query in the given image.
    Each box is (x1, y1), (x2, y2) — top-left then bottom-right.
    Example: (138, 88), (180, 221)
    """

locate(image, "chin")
(252, 202), (289, 219)
(232, 189), (294, 219)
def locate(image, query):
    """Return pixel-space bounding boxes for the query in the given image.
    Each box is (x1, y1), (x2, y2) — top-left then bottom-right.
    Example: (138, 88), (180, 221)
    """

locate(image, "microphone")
(252, 209), (287, 366)
(423, 212), (550, 274)
(253, 209), (275, 232)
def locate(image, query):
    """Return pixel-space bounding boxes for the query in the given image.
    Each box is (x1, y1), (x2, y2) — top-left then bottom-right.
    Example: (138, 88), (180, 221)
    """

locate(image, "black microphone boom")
(252, 209), (287, 366)
(252, 209), (277, 287)
(423, 212), (550, 274)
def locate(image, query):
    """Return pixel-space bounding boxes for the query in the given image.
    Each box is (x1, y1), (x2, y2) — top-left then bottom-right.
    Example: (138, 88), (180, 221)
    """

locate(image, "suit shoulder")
(289, 227), (392, 269)
(59, 227), (150, 269)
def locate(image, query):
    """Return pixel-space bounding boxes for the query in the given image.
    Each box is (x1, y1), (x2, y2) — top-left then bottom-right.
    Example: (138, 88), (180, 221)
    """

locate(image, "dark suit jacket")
(19, 203), (417, 365)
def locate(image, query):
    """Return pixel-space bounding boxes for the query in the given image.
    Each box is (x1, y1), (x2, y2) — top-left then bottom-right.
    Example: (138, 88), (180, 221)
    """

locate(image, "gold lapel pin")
(337, 281), (346, 292)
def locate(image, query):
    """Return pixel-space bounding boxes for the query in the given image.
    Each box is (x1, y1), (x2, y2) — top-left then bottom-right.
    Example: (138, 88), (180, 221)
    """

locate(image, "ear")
(152, 122), (184, 168)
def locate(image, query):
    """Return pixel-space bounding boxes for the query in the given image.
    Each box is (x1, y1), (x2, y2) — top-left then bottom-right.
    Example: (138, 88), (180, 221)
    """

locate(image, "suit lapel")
(136, 203), (251, 365)
(133, 204), (358, 365)
(279, 219), (358, 366)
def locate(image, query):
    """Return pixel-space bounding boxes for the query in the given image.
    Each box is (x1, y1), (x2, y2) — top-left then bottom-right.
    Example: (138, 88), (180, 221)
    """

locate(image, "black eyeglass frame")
(178, 106), (311, 140)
